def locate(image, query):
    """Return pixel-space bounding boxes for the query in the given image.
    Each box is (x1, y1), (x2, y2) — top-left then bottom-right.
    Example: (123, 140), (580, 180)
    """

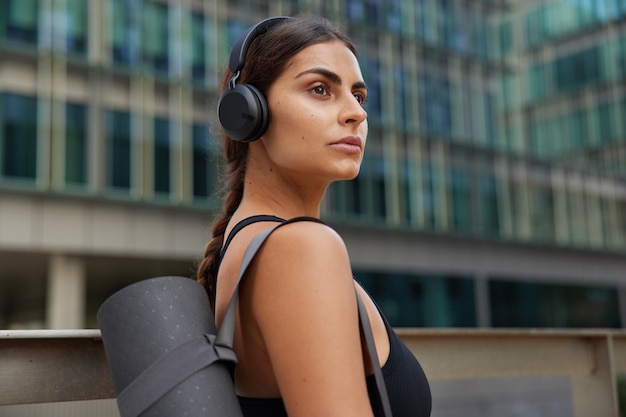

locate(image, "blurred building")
(0, 0), (625, 332)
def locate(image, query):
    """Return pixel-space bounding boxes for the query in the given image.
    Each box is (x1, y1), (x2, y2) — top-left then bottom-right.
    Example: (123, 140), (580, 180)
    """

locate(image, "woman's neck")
(239, 171), (327, 220)
(239, 186), (323, 220)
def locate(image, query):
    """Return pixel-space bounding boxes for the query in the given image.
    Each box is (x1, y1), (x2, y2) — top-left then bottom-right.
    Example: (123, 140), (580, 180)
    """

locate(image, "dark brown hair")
(196, 16), (357, 305)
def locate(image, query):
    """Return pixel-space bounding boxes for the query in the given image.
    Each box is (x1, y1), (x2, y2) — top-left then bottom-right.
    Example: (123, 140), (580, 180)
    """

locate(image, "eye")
(310, 84), (330, 97)
(353, 91), (368, 107)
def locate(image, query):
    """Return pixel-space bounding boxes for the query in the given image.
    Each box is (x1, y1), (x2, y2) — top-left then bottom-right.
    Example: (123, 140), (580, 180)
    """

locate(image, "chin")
(324, 161), (362, 182)
(338, 167), (361, 181)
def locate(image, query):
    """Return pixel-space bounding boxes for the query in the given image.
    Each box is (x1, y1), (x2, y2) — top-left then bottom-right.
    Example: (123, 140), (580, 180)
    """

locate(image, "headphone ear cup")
(217, 84), (269, 142)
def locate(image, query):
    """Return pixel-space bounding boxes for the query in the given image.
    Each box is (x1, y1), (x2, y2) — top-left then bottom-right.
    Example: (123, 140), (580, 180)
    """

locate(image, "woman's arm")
(246, 221), (375, 417)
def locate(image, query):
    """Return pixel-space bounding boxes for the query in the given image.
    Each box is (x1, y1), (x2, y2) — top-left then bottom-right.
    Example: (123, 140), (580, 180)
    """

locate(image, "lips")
(332, 136), (362, 151)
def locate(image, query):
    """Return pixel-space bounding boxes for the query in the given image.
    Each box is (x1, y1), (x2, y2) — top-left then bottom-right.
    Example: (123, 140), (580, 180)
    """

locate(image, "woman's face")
(258, 40), (368, 185)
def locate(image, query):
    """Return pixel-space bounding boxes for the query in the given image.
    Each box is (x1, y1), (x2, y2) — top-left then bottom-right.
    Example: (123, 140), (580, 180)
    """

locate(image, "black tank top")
(218, 215), (432, 417)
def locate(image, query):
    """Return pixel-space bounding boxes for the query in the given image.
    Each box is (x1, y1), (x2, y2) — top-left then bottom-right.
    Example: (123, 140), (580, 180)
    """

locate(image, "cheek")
(267, 93), (329, 146)
(269, 100), (298, 134)
(273, 107), (324, 139)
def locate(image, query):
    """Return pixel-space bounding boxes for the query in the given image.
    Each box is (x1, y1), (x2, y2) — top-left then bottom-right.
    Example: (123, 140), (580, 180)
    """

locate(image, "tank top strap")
(220, 215), (286, 260)
(280, 216), (326, 227)
(221, 215), (326, 257)
(214, 215), (285, 302)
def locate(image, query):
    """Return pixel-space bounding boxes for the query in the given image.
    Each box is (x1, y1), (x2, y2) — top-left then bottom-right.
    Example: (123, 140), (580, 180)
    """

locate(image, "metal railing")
(0, 329), (623, 416)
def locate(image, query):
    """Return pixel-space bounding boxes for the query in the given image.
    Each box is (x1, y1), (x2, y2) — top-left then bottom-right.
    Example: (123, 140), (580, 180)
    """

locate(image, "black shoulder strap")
(215, 217), (392, 417)
(220, 214), (286, 260)
(357, 293), (393, 416)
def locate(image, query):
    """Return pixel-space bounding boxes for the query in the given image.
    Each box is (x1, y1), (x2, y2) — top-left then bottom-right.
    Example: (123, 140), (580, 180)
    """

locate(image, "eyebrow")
(295, 67), (368, 91)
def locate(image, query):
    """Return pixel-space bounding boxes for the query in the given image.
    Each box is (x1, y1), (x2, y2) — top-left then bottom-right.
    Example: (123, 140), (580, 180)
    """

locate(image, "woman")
(197, 16), (431, 417)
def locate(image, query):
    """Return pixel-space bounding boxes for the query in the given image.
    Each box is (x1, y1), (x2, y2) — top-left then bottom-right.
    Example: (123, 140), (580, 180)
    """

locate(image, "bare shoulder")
(251, 220), (353, 284)
(245, 218), (355, 311)
(262, 219), (348, 260)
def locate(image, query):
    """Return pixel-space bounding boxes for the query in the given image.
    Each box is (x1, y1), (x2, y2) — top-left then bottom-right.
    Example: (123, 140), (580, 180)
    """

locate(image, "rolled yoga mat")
(97, 276), (243, 417)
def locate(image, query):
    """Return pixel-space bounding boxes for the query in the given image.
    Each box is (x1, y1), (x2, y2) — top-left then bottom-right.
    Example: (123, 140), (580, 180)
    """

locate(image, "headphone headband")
(228, 16), (291, 74)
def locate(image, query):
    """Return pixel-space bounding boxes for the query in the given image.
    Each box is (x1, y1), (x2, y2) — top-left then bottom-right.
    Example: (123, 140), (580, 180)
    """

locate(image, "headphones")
(217, 16), (292, 143)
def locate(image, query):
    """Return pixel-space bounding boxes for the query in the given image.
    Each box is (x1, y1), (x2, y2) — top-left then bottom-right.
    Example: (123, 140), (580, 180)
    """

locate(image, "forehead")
(285, 40), (363, 79)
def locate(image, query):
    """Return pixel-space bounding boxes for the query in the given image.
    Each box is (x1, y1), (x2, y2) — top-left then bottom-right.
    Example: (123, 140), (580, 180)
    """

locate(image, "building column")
(475, 274), (492, 328)
(46, 254), (86, 329)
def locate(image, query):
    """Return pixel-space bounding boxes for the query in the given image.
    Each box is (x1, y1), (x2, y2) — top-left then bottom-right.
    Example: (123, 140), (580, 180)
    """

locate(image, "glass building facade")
(0, 0), (625, 331)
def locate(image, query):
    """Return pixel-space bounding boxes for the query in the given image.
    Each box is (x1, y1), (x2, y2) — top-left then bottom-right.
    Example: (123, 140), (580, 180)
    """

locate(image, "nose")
(340, 94), (367, 126)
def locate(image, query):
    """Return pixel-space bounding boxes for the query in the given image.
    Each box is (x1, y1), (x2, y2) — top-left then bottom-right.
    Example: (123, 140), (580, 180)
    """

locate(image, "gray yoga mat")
(97, 276), (243, 417)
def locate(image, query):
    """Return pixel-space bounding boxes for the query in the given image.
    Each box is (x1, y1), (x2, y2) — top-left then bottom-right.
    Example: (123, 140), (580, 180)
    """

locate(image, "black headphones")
(217, 16), (291, 143)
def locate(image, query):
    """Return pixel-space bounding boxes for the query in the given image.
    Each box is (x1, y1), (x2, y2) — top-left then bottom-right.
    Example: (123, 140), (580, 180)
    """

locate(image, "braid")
(197, 141), (247, 307)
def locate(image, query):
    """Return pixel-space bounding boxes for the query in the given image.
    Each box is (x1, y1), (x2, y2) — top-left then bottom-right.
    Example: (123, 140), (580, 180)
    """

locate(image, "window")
(394, 66), (407, 132)
(526, 9), (540, 46)
(451, 1), (469, 52)
(422, 151), (438, 230)
(420, 74), (452, 138)
(479, 171), (500, 237)
(109, 0), (170, 74)
(399, 160), (414, 224)
(2, 0), (38, 45)
(326, 166), (367, 218)
(226, 20), (246, 49)
(418, 0), (438, 44)
(363, 0), (382, 27)
(555, 47), (602, 92)
(618, 34), (626, 78)
(154, 117), (170, 195)
(528, 117), (540, 157)
(346, 0), (365, 21)
(484, 91), (497, 146)
(490, 280), (620, 328)
(499, 20), (513, 57)
(568, 108), (588, 152)
(105, 110), (131, 190)
(501, 75), (515, 111)
(142, 1), (169, 75)
(470, 6), (488, 58)
(449, 166), (472, 234)
(356, 271), (476, 327)
(64, 0), (87, 55)
(383, 0), (402, 33)
(529, 64), (546, 102)
(370, 154), (387, 220)
(65, 102), (87, 185)
(619, 0), (626, 15)
(325, 181), (349, 218)
(440, 0), (456, 50)
(110, 0), (141, 67)
(348, 174), (364, 216)
(595, 101), (615, 145)
(1, 93), (38, 180)
(191, 12), (206, 84)
(192, 124), (218, 200)
(39, 0), (87, 54)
